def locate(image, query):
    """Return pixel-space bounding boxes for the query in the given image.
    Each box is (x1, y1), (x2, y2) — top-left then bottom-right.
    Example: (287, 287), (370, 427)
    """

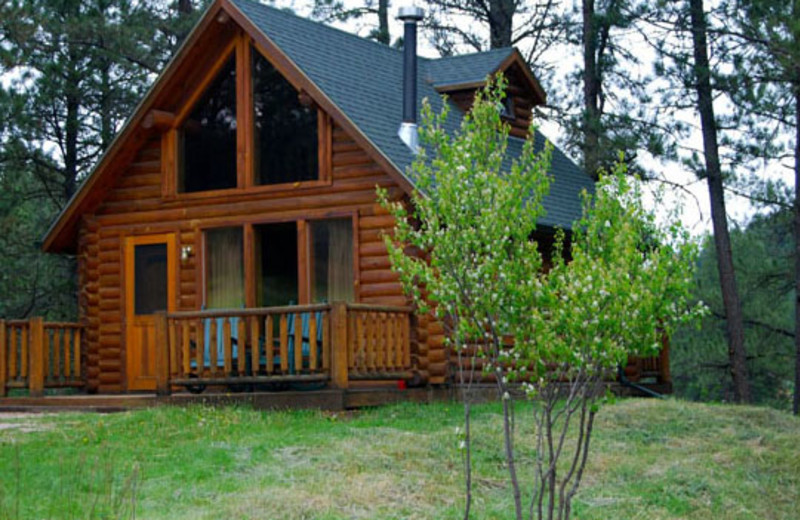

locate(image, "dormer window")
(179, 55), (238, 193)
(499, 96), (516, 121)
(252, 48), (318, 185)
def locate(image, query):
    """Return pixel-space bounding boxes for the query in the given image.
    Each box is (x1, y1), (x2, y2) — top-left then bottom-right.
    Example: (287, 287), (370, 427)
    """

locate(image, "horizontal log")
(348, 371), (414, 381)
(359, 242), (389, 257)
(359, 215), (395, 230)
(359, 282), (404, 298)
(359, 296), (408, 307)
(118, 173), (161, 189)
(359, 269), (400, 284)
(360, 256), (391, 270)
(346, 303), (412, 313)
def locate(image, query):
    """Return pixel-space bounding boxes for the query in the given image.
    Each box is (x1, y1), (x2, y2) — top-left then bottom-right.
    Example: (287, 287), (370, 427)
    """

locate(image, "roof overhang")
(434, 48), (547, 106)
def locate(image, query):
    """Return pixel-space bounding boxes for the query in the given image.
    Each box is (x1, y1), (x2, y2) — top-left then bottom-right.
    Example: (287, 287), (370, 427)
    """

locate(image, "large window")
(205, 227), (244, 309)
(179, 55), (238, 193)
(309, 219), (354, 303)
(202, 218), (354, 308)
(252, 48), (318, 186)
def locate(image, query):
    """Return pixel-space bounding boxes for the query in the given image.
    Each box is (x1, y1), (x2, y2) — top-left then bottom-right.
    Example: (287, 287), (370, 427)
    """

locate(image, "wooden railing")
(346, 304), (412, 380)
(0, 318), (84, 397)
(156, 302), (414, 395)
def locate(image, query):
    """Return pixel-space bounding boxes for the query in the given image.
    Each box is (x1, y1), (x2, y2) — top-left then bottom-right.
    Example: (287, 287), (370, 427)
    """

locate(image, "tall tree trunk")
(794, 84), (800, 415)
(489, 0), (514, 48)
(582, 0), (601, 179)
(689, 0), (752, 403)
(376, 0), (389, 44)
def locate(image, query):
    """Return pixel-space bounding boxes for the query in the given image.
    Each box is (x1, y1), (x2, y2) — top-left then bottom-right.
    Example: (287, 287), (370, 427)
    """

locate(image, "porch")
(0, 302), (418, 400)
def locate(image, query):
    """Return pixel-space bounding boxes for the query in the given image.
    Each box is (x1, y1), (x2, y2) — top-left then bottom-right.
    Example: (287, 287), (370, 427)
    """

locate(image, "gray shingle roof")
(230, 0), (594, 230)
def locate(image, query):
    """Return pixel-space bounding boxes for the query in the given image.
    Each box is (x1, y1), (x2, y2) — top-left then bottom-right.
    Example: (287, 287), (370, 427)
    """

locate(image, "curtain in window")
(206, 227), (244, 309)
(311, 219), (354, 303)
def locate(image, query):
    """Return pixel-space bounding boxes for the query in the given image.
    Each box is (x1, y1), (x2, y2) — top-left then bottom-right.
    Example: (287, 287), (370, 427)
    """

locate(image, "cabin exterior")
(0, 0), (670, 403)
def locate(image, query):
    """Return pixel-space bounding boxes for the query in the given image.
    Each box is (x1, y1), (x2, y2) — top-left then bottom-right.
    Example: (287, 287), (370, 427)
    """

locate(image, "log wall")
(77, 122), (441, 392)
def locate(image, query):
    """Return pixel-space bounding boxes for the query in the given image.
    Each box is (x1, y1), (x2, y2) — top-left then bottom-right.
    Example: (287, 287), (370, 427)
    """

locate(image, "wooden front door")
(124, 234), (176, 391)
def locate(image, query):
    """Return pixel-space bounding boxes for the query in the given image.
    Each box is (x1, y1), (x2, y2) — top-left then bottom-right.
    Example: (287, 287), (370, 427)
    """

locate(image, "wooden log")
(0, 321), (6, 397)
(28, 317), (44, 397)
(330, 302), (349, 388)
(53, 328), (62, 381)
(141, 109), (175, 131)
(195, 318), (204, 377)
(154, 312), (170, 396)
(64, 328), (72, 380)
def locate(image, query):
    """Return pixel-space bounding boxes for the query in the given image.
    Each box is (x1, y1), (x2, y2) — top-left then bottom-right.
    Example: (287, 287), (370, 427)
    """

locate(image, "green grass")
(0, 398), (797, 519)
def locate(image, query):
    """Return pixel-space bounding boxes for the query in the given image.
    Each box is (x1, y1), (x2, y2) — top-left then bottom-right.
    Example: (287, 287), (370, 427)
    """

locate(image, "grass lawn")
(0, 398), (797, 519)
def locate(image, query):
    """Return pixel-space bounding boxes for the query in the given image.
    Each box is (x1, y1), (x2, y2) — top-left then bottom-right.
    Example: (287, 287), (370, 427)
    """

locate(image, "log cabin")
(0, 0), (671, 403)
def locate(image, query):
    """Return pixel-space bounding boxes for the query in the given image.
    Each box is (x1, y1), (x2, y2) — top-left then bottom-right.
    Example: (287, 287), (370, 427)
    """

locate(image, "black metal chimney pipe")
(397, 6), (424, 152)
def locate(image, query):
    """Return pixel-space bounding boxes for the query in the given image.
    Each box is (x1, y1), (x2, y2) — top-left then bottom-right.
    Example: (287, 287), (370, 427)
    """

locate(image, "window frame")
(169, 33), (332, 200)
(198, 211), (359, 311)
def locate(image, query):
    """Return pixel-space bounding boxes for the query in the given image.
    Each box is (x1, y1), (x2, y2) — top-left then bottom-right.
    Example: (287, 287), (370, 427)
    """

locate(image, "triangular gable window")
(252, 48), (318, 186)
(179, 54), (238, 193)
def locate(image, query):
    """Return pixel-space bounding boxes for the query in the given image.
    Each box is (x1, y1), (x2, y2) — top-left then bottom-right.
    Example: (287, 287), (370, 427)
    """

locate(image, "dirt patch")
(0, 412), (54, 435)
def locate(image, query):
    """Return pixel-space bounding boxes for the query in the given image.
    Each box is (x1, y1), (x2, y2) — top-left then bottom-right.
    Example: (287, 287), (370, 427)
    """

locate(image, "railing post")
(154, 312), (171, 396)
(28, 317), (45, 398)
(330, 302), (349, 389)
(0, 320), (6, 397)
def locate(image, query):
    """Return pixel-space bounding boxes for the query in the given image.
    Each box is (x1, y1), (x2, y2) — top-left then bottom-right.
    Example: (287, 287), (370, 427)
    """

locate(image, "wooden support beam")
(141, 110), (175, 131)
(330, 302), (349, 389)
(28, 317), (44, 398)
(154, 312), (170, 396)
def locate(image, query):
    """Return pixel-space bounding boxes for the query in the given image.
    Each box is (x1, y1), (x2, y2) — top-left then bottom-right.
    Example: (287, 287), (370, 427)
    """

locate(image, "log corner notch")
(141, 110), (176, 132)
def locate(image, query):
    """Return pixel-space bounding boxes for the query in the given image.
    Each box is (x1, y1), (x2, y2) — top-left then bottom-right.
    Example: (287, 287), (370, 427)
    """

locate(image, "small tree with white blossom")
(378, 77), (704, 520)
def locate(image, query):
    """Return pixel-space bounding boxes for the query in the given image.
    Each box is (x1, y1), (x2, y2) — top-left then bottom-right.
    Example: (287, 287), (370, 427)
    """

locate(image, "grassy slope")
(0, 398), (797, 519)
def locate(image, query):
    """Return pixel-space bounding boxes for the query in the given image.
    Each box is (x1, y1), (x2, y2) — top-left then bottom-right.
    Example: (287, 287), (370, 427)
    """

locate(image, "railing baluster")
(168, 320), (178, 378)
(64, 328), (72, 380)
(294, 313), (303, 373)
(322, 312), (330, 371)
(237, 318), (246, 376)
(265, 315), (274, 374)
(366, 313), (376, 371)
(355, 312), (364, 370)
(279, 313), (288, 373)
(223, 318), (232, 376)
(385, 314), (395, 370)
(249, 316), (259, 376)
(20, 326), (28, 379)
(309, 313), (318, 372)
(53, 328), (62, 382)
(402, 313), (411, 368)
(182, 321), (190, 377)
(9, 327), (17, 381)
(194, 318), (204, 377)
(210, 318), (219, 377)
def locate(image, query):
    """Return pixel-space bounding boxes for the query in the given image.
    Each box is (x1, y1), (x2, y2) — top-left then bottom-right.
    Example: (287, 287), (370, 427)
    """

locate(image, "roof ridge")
(232, 0), (406, 55)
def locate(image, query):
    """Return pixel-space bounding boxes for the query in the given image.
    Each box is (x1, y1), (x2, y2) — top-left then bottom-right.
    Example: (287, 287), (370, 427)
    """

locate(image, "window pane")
(206, 227), (244, 309)
(134, 243), (167, 315)
(310, 219), (354, 303)
(255, 223), (298, 307)
(179, 55), (237, 193)
(252, 49), (318, 186)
